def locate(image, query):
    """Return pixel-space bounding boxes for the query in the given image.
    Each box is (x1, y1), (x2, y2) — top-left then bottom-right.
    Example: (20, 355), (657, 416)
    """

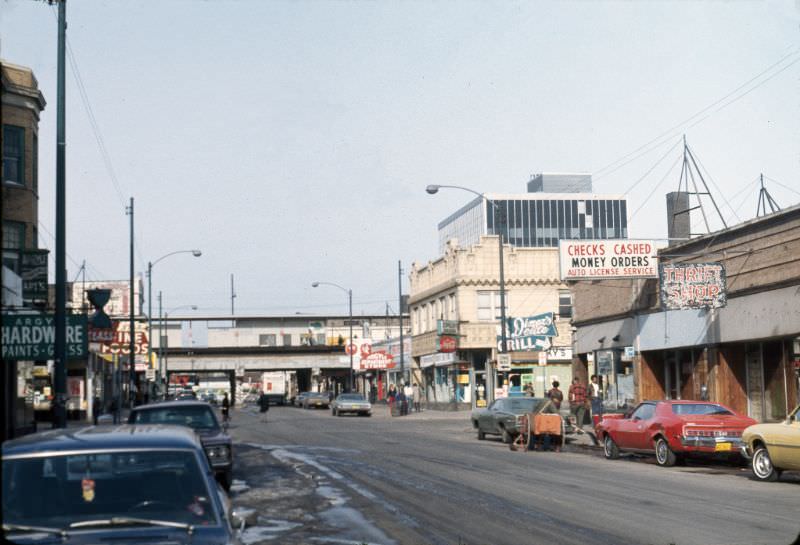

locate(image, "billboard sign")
(2, 313), (88, 359)
(360, 351), (395, 370)
(659, 262), (727, 310)
(559, 240), (658, 280)
(497, 312), (557, 352)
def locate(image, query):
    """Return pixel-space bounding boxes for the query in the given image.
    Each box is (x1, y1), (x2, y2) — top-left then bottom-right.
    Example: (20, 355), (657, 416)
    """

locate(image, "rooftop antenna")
(755, 173), (781, 217)
(670, 136), (727, 238)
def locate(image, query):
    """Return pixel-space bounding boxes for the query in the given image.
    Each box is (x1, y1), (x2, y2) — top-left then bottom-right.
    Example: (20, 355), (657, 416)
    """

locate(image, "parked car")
(200, 392), (218, 405)
(741, 403), (800, 481)
(128, 401), (233, 490)
(595, 400), (756, 467)
(293, 392), (310, 407)
(331, 393), (372, 416)
(303, 392), (331, 409)
(471, 397), (568, 443)
(2, 425), (245, 544)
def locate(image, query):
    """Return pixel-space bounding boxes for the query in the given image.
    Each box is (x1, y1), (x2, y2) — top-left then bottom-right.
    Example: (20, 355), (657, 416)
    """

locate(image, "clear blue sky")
(2, 0), (798, 316)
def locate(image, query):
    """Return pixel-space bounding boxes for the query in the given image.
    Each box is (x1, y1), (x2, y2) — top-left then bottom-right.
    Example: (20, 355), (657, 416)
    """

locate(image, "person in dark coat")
(258, 391), (270, 421)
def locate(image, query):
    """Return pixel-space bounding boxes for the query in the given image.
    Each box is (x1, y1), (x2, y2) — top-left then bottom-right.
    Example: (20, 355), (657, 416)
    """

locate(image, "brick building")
(571, 204), (800, 421)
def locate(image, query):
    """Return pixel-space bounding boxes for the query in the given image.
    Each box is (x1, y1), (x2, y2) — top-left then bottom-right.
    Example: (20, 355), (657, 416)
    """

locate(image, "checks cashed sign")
(559, 240), (659, 280)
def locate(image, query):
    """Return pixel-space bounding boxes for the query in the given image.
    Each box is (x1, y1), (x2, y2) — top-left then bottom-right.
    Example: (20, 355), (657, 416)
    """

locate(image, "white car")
(331, 393), (372, 417)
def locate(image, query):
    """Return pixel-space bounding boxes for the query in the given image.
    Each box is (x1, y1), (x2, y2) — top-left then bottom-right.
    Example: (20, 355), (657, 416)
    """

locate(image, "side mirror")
(230, 506), (256, 531)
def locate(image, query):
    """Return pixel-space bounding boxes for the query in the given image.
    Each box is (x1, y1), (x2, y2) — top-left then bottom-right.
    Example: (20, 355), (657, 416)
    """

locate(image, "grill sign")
(497, 312), (558, 352)
(559, 240), (658, 279)
(660, 262), (727, 310)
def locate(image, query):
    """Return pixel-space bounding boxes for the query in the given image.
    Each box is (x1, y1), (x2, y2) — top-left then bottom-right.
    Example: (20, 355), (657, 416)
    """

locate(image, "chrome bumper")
(739, 445), (752, 460)
(679, 436), (745, 450)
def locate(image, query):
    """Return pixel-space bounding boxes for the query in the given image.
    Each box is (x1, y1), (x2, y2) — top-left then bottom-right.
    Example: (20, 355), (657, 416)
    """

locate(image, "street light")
(148, 250), (201, 397)
(312, 281), (353, 392)
(160, 303), (198, 398)
(426, 184), (508, 406)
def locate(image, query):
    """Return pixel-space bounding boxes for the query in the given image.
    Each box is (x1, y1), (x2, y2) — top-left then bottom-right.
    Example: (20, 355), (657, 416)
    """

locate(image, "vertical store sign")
(21, 250), (49, 303)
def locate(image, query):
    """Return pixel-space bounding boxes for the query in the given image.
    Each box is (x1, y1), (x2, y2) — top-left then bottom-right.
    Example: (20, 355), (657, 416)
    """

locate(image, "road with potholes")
(224, 404), (799, 545)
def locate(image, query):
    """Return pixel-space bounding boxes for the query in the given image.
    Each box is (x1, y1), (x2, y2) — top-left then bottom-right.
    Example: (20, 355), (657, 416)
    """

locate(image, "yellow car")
(741, 404), (800, 481)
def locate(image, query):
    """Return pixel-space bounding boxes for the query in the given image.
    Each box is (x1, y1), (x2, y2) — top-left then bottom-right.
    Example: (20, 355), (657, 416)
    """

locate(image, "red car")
(595, 400), (757, 467)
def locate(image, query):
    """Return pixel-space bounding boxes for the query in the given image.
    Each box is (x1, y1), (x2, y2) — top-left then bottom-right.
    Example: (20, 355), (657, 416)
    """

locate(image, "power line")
(764, 175), (800, 197)
(594, 47), (800, 181)
(630, 154), (683, 220)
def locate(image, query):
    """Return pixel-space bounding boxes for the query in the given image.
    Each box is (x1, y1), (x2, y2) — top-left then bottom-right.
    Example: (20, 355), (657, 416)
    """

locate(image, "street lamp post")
(312, 281), (353, 392)
(147, 250), (201, 398)
(426, 184), (508, 406)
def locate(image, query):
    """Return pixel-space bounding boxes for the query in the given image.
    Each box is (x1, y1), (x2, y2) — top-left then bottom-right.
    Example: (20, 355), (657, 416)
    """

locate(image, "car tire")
(655, 437), (677, 467)
(501, 427), (513, 444)
(477, 428), (486, 440)
(603, 435), (620, 460)
(751, 446), (780, 482)
(220, 470), (232, 492)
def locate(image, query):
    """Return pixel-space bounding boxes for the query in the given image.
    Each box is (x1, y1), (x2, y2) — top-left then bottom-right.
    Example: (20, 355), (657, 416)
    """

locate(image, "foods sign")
(659, 262), (727, 310)
(559, 240), (658, 280)
(359, 351), (395, 370)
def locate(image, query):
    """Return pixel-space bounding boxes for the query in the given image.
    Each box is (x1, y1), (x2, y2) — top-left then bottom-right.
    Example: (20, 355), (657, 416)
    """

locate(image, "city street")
(226, 405), (799, 545)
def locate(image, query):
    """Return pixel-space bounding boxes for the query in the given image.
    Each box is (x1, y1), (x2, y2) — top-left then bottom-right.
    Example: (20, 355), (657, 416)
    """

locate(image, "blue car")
(2, 425), (246, 544)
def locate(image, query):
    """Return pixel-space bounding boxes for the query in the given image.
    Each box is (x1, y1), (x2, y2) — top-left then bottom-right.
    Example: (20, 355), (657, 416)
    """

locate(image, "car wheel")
(219, 470), (232, 492)
(501, 427), (513, 444)
(477, 428), (486, 440)
(655, 437), (677, 467)
(751, 446), (780, 482)
(603, 435), (620, 459)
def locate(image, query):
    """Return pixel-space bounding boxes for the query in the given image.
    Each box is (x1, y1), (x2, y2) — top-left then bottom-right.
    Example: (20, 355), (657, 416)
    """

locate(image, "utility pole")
(230, 274), (236, 316)
(126, 198), (135, 407)
(398, 260), (405, 385)
(53, 0), (68, 429)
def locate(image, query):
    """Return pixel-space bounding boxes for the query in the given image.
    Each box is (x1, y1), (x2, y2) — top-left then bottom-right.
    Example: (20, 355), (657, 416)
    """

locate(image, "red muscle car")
(595, 400), (757, 467)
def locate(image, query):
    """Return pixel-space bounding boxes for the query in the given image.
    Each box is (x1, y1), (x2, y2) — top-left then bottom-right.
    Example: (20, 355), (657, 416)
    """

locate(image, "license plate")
(714, 442), (732, 452)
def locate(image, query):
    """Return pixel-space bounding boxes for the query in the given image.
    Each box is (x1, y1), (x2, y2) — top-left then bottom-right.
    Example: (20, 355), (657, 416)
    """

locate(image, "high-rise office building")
(437, 174), (628, 253)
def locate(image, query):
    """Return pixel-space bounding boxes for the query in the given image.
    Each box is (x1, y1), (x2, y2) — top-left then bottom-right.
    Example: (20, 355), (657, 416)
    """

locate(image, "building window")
(259, 334), (276, 347)
(282, 334), (292, 347)
(2, 221), (25, 273)
(32, 132), (38, 193)
(477, 291), (509, 322)
(448, 293), (457, 320)
(558, 289), (572, 319)
(316, 333), (326, 345)
(3, 125), (25, 186)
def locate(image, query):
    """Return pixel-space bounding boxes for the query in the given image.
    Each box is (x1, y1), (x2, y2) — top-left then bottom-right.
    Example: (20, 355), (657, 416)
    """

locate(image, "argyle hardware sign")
(2, 313), (88, 359)
(659, 262), (727, 310)
(496, 312), (558, 352)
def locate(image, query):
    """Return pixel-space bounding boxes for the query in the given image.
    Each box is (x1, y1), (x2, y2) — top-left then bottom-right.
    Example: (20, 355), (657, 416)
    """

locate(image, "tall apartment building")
(437, 173), (628, 253)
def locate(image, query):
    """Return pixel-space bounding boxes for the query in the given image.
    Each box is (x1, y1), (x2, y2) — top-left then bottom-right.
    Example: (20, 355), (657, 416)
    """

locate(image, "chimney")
(666, 192), (690, 243)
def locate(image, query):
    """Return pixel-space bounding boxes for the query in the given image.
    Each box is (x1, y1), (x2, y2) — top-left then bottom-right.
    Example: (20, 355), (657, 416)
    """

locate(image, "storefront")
(503, 346), (574, 399)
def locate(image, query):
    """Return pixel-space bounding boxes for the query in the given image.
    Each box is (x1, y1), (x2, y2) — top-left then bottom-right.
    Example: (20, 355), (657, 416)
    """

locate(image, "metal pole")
(147, 261), (153, 396)
(495, 200), (508, 355)
(348, 289), (354, 392)
(398, 260), (405, 385)
(128, 197), (135, 407)
(53, 0), (68, 429)
(158, 291), (163, 398)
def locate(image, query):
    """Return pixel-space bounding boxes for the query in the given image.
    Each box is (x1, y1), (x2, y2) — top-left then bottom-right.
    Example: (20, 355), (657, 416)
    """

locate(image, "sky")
(2, 0), (799, 317)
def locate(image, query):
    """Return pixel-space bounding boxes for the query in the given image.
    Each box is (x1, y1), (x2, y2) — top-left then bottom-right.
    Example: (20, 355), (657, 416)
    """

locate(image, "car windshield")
(2, 450), (218, 529)
(308, 393), (328, 399)
(338, 394), (366, 401)
(132, 406), (219, 431)
(507, 398), (552, 414)
(671, 403), (733, 416)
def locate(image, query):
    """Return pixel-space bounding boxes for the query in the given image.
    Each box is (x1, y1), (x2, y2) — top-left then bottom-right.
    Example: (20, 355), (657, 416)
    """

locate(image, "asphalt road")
(225, 404), (799, 545)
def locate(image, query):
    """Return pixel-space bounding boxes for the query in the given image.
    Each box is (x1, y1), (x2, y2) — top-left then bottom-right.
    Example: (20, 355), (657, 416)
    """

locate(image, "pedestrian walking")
(412, 383), (421, 412)
(387, 384), (397, 416)
(397, 388), (408, 416)
(568, 377), (588, 432)
(403, 383), (413, 414)
(547, 381), (563, 410)
(258, 390), (270, 421)
(110, 398), (119, 424)
(523, 382), (535, 397)
(221, 392), (231, 423)
(92, 395), (101, 425)
(589, 374), (603, 421)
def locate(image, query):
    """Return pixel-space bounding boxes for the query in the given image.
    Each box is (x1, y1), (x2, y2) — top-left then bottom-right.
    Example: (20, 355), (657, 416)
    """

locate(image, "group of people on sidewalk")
(386, 383), (421, 416)
(565, 374), (603, 429)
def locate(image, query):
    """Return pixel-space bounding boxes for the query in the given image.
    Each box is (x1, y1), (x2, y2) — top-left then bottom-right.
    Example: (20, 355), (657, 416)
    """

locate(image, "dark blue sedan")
(2, 425), (242, 544)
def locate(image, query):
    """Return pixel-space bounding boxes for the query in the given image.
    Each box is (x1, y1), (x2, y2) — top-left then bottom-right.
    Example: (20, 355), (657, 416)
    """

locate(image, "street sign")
(145, 368), (156, 381)
(497, 353), (511, 371)
(2, 313), (88, 359)
(345, 343), (357, 355)
(624, 346), (635, 358)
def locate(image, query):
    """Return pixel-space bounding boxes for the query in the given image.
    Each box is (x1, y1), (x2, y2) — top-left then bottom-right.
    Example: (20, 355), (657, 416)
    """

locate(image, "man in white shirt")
(403, 383), (413, 415)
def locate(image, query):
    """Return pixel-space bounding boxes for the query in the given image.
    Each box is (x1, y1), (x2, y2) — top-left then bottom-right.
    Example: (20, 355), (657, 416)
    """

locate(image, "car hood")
(196, 429), (231, 446)
(4, 525), (235, 545)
